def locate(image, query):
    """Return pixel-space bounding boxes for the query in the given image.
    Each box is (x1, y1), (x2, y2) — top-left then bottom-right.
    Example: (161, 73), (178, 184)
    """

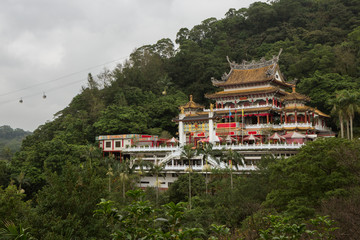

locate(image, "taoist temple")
(96, 51), (334, 189)
(174, 50), (332, 146)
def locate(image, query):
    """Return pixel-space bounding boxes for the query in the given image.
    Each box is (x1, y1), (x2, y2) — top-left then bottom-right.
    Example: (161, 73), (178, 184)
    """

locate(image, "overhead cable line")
(0, 77), (88, 106)
(0, 56), (128, 98)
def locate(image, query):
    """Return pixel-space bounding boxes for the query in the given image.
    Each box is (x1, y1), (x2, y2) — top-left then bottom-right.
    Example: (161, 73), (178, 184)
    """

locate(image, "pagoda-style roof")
(211, 49), (292, 88)
(283, 105), (312, 112)
(281, 87), (310, 102)
(179, 95), (204, 110)
(314, 108), (330, 118)
(205, 86), (288, 99)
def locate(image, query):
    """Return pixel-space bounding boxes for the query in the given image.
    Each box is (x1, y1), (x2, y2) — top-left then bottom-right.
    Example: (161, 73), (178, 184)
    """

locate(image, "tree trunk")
(156, 173), (159, 206)
(122, 180), (126, 201)
(189, 172), (192, 210)
(346, 120), (350, 139)
(340, 115), (344, 138)
(350, 116), (353, 140)
(205, 171), (208, 195)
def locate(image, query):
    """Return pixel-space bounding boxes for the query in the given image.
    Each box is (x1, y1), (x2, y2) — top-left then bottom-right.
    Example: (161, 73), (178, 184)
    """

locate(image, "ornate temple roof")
(283, 105), (312, 112)
(205, 86), (288, 99)
(281, 86), (310, 102)
(211, 49), (292, 88)
(179, 95), (204, 110)
(314, 108), (330, 118)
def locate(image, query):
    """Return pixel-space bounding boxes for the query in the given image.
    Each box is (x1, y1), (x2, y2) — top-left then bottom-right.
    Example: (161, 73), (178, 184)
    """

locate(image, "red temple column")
(295, 111), (297, 123)
(257, 115), (260, 124)
(280, 113), (283, 124)
(266, 114), (269, 124)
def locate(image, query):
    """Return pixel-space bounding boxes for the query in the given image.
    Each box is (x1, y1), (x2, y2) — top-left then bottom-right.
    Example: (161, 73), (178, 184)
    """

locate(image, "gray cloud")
(0, 0), (261, 131)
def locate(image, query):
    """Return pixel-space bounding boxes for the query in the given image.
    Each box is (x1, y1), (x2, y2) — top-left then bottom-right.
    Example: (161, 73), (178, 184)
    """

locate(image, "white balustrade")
(123, 143), (304, 154)
(203, 104), (280, 112)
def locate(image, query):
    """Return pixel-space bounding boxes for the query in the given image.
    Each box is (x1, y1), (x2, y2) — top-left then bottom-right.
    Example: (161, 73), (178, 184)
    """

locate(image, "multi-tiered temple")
(175, 50), (332, 146)
(96, 51), (333, 189)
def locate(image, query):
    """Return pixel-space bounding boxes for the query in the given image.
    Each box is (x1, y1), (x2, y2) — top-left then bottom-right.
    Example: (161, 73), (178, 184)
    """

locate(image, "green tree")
(197, 143), (220, 195)
(264, 138), (358, 218)
(149, 160), (166, 206)
(180, 145), (197, 209)
(0, 185), (31, 224)
(31, 163), (108, 239)
(221, 148), (244, 191)
(341, 90), (360, 139)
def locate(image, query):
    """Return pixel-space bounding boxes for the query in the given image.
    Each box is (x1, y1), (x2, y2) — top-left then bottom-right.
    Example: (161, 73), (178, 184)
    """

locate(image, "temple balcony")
(162, 164), (256, 171)
(203, 104), (281, 112)
(281, 122), (313, 128)
(314, 124), (331, 132)
(244, 122), (313, 130)
(123, 142), (304, 154)
(212, 142), (304, 151)
(123, 145), (179, 152)
(245, 123), (275, 129)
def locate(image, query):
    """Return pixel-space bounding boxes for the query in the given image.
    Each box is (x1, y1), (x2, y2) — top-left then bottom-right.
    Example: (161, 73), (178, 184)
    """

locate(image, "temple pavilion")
(175, 50), (332, 146)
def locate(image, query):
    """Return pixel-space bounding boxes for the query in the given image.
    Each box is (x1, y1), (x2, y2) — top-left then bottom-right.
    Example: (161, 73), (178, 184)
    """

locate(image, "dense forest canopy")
(1, 0), (360, 239)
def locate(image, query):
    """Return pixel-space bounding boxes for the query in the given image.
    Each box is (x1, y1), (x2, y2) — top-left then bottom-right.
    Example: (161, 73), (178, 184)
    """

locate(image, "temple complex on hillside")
(96, 50), (334, 189)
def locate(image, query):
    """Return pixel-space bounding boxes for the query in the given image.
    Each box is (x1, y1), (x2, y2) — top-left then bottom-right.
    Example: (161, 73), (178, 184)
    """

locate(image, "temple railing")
(134, 164), (257, 172)
(123, 142), (304, 153)
(314, 124), (331, 132)
(212, 142), (304, 150)
(282, 122), (313, 128)
(203, 104), (281, 112)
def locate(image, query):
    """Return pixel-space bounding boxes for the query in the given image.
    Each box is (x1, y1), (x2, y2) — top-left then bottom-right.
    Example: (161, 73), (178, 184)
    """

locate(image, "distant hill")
(0, 125), (32, 160)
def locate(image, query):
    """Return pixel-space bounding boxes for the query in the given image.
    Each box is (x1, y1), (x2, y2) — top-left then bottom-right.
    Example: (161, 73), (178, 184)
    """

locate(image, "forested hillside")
(1, 0), (360, 239)
(0, 125), (31, 161)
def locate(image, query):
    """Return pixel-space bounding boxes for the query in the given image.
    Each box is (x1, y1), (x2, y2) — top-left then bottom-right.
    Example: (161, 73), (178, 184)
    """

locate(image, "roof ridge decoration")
(211, 49), (283, 86)
(227, 48), (282, 70)
(180, 95), (204, 109)
(281, 86), (311, 102)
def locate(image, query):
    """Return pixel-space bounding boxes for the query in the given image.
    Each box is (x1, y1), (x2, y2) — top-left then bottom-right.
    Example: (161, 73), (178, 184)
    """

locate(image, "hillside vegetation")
(1, 0), (360, 239)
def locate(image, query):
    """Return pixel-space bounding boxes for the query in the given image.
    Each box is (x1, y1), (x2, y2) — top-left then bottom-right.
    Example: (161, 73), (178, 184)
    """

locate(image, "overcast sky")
(0, 0), (263, 131)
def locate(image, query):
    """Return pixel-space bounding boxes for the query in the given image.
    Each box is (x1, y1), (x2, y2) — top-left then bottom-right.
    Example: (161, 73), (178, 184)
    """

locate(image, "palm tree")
(197, 143), (220, 195)
(0, 221), (35, 240)
(149, 159), (166, 206)
(113, 157), (137, 201)
(330, 93), (346, 138)
(331, 90), (360, 139)
(134, 157), (151, 189)
(180, 144), (197, 209)
(341, 90), (360, 140)
(103, 155), (116, 192)
(13, 171), (29, 193)
(221, 148), (244, 191)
